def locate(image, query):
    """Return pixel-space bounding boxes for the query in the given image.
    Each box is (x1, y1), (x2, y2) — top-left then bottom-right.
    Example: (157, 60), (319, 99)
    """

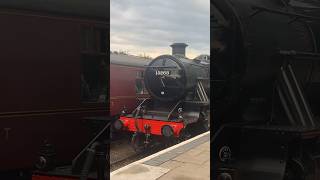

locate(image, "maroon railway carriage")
(0, 0), (108, 173)
(110, 53), (151, 117)
(30, 54), (151, 179)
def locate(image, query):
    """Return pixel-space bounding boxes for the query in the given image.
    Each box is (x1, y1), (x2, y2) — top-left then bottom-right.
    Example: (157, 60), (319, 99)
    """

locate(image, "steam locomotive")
(213, 0), (320, 179)
(114, 43), (210, 151)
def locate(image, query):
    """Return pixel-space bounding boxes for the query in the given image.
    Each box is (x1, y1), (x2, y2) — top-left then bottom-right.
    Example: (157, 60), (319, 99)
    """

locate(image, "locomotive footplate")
(118, 116), (185, 137)
(214, 124), (320, 180)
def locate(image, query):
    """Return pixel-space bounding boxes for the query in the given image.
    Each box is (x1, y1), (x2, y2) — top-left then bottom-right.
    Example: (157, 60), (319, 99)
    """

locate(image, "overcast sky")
(110, 0), (210, 59)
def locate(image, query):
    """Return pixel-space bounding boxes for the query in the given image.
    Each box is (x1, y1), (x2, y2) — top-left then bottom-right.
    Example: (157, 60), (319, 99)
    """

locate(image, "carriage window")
(98, 29), (107, 53)
(135, 80), (144, 94)
(135, 71), (147, 94)
(81, 26), (93, 51)
(81, 56), (107, 103)
(81, 26), (107, 54)
(136, 71), (144, 79)
(80, 25), (108, 103)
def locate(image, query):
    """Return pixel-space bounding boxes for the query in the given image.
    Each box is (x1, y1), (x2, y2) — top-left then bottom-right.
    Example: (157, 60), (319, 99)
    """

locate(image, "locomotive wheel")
(194, 118), (210, 134)
(179, 128), (192, 141)
(199, 111), (210, 132)
(131, 133), (146, 153)
(202, 118), (210, 132)
(164, 137), (178, 147)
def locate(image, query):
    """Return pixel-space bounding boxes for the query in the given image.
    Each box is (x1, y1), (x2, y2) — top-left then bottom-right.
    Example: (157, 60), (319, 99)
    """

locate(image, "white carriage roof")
(111, 53), (151, 68)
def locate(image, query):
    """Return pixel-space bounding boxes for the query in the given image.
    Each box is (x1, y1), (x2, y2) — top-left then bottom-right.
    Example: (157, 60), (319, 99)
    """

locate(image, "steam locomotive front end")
(115, 43), (209, 152)
(145, 55), (187, 102)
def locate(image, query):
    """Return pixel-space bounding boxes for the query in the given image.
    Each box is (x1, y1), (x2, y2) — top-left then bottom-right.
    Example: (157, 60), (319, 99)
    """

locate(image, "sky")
(110, 0), (210, 59)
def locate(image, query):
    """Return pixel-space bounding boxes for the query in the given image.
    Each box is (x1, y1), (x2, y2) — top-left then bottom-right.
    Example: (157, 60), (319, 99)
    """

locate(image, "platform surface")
(110, 131), (210, 180)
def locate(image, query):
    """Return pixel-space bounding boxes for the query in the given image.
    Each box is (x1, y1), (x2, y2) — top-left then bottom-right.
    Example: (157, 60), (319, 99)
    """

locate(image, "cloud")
(110, 0), (210, 58)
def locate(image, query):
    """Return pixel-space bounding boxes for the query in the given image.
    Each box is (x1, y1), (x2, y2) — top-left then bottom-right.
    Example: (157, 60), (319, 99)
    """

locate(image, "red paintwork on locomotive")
(0, 9), (107, 171)
(119, 116), (185, 137)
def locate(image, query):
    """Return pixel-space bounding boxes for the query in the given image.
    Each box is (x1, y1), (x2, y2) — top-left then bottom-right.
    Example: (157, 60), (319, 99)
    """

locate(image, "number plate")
(155, 70), (170, 76)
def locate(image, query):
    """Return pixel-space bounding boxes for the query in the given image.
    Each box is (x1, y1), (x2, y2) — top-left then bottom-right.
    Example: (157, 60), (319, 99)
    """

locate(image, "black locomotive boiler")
(114, 43), (210, 151)
(213, 0), (320, 179)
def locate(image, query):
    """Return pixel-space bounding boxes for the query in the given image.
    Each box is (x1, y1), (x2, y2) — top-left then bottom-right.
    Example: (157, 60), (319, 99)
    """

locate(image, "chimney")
(170, 43), (188, 57)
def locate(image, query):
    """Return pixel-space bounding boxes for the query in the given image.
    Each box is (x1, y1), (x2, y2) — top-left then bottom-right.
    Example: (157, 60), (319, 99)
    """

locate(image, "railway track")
(109, 129), (209, 172)
(109, 138), (165, 172)
(110, 139), (137, 171)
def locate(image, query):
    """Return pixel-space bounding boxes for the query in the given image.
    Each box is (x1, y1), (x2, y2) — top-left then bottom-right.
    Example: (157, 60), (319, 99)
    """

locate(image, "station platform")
(110, 131), (210, 180)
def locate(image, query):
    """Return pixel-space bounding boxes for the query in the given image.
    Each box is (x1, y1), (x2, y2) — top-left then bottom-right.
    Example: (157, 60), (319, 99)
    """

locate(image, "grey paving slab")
(159, 160), (184, 169)
(174, 142), (210, 165)
(111, 164), (169, 180)
(157, 163), (210, 180)
(143, 133), (210, 166)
